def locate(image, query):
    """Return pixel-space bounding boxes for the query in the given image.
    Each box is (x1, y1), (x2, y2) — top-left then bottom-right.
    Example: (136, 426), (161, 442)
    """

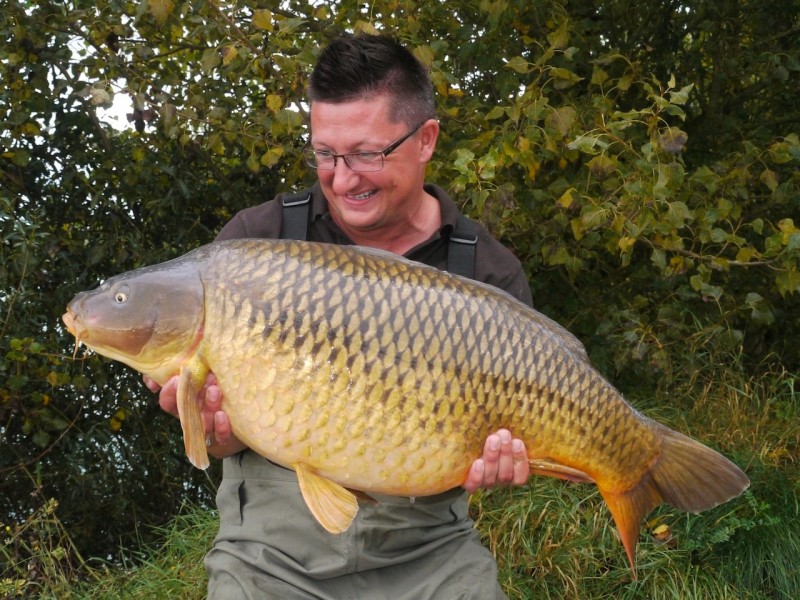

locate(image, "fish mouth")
(62, 309), (87, 358)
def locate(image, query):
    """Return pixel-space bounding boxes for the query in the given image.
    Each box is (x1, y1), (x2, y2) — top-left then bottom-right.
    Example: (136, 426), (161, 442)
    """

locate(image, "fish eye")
(114, 286), (129, 304)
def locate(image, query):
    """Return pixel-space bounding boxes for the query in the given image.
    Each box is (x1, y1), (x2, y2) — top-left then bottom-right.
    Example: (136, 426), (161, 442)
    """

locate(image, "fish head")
(62, 263), (205, 384)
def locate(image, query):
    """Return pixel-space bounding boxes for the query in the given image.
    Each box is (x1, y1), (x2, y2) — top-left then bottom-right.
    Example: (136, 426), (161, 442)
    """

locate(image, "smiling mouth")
(350, 189), (377, 201)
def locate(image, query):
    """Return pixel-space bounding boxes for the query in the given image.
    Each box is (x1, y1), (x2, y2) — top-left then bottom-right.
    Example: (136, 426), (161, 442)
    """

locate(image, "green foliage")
(0, 497), (95, 599)
(1, 0), (798, 593)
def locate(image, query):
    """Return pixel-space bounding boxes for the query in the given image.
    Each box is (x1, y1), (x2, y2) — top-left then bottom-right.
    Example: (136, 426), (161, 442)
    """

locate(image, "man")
(151, 33), (532, 599)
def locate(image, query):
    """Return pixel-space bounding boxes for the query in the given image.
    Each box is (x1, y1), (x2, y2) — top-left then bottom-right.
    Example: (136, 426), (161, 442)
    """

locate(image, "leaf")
(260, 146), (284, 168)
(591, 66), (609, 86)
(506, 56), (530, 74)
(651, 248), (666, 270)
(412, 46), (435, 69)
(545, 106), (576, 138)
(587, 154), (616, 179)
(32, 430), (51, 448)
(557, 188), (577, 209)
(253, 9), (273, 31)
(221, 45), (238, 67)
(201, 47), (220, 74)
(665, 201), (691, 228)
(735, 247), (755, 263)
(657, 127), (688, 154)
(568, 133), (608, 155)
(669, 83), (694, 105)
(759, 168), (778, 192)
(148, 0), (175, 25)
(485, 105), (506, 120)
(547, 21), (570, 50)
(266, 94), (283, 112)
(549, 67), (583, 89)
(767, 140), (795, 164)
(618, 236), (636, 254)
(776, 266), (800, 297)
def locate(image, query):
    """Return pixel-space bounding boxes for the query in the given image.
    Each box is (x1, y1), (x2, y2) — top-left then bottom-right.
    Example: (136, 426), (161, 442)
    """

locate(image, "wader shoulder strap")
(281, 190), (477, 278)
(279, 189), (312, 241)
(447, 215), (478, 279)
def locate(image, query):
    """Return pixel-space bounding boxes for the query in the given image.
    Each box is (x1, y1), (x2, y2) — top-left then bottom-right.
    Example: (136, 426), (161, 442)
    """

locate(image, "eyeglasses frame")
(303, 120), (427, 172)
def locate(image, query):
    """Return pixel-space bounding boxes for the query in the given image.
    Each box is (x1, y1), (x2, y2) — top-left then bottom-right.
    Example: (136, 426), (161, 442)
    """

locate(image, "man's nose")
(329, 157), (360, 194)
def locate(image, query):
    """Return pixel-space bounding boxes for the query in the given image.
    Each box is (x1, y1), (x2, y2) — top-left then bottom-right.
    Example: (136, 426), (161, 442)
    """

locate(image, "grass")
(4, 354), (798, 599)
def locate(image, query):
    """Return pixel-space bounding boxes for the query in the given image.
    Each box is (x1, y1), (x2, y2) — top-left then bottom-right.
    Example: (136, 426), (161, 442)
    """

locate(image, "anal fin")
(295, 463), (358, 534)
(529, 458), (594, 483)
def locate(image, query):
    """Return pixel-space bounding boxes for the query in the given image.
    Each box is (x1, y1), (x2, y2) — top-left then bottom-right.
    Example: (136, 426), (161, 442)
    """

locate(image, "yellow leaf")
(570, 217), (585, 241)
(266, 94), (283, 112)
(20, 122), (41, 136)
(412, 46), (435, 69)
(527, 161), (540, 180)
(260, 146), (284, 168)
(221, 45), (238, 66)
(148, 0), (175, 25)
(354, 20), (379, 35)
(253, 9), (273, 31)
(618, 236), (636, 253)
(778, 218), (798, 236)
(735, 247), (755, 263)
(557, 188), (576, 209)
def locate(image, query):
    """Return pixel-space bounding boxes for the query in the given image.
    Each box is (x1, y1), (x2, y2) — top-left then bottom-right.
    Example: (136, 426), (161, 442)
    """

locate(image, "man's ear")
(418, 119), (439, 162)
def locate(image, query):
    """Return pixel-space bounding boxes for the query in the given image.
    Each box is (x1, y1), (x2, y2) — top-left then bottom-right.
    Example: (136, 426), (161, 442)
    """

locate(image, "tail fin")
(599, 424), (750, 577)
(649, 424), (750, 513)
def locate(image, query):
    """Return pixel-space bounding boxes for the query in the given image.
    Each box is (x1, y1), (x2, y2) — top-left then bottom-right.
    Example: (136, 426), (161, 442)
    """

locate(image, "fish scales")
(208, 242), (668, 488)
(62, 237), (749, 574)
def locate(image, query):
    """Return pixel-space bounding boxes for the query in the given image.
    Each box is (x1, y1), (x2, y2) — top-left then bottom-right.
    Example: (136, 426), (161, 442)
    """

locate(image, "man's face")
(309, 96), (437, 237)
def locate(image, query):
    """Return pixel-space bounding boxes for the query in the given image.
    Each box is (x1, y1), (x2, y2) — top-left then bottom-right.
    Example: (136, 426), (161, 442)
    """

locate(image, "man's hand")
(144, 374), (245, 458)
(463, 429), (529, 493)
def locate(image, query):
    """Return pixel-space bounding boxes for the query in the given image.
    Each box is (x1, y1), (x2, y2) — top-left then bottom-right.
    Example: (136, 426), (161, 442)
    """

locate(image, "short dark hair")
(308, 33), (436, 126)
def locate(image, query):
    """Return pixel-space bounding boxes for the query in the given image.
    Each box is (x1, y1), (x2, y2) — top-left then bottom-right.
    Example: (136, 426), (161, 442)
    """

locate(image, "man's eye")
(351, 152), (381, 162)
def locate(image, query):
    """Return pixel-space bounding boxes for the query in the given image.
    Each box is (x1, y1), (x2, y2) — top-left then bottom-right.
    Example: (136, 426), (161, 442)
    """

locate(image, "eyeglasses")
(304, 121), (426, 172)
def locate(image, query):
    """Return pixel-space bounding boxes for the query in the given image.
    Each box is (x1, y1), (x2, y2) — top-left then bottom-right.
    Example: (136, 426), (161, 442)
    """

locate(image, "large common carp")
(62, 238), (749, 573)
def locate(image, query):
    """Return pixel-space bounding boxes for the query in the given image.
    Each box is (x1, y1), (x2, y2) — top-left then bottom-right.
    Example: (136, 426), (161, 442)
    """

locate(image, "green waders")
(205, 450), (508, 599)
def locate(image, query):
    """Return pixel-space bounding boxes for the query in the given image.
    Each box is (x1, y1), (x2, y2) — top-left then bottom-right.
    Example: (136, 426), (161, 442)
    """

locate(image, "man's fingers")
(213, 411), (232, 444)
(157, 377), (180, 417)
(511, 439), (530, 485)
(143, 375), (161, 393)
(481, 433), (501, 484)
(463, 459), (486, 494)
(205, 384), (222, 411)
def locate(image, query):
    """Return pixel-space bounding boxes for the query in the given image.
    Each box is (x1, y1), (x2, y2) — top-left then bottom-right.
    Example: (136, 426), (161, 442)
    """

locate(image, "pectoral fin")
(294, 463), (358, 534)
(529, 458), (594, 483)
(177, 360), (210, 470)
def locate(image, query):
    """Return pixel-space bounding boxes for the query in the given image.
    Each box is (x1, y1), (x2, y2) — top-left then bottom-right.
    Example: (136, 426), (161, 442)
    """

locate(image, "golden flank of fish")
(62, 239), (749, 574)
